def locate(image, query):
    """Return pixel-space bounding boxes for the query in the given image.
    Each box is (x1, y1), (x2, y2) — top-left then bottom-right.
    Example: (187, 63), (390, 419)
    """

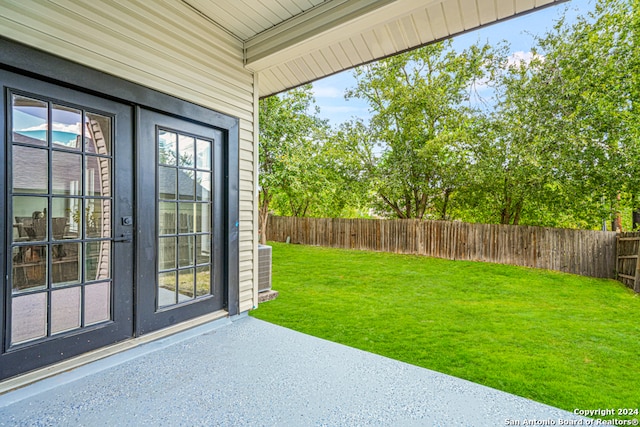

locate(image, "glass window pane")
(159, 166), (177, 200)
(52, 242), (81, 286)
(86, 198), (110, 238)
(159, 130), (177, 166)
(178, 236), (195, 268)
(159, 202), (177, 235)
(11, 245), (47, 293)
(12, 196), (48, 243)
(85, 282), (111, 325)
(52, 197), (80, 239)
(178, 135), (195, 167)
(52, 151), (82, 195)
(196, 139), (211, 170)
(195, 203), (210, 233)
(85, 241), (110, 281)
(179, 203), (195, 233)
(158, 272), (177, 307)
(159, 237), (176, 271)
(11, 293), (47, 345)
(17, 215), (47, 242)
(52, 104), (82, 150)
(196, 235), (211, 265)
(12, 95), (47, 146)
(85, 113), (111, 155)
(178, 170), (195, 200)
(51, 287), (81, 334)
(12, 145), (48, 194)
(196, 172), (211, 202)
(85, 155), (111, 197)
(195, 265), (210, 297)
(178, 268), (195, 302)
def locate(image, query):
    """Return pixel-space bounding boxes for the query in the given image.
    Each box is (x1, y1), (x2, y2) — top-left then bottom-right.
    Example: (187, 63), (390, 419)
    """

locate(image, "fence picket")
(267, 216), (618, 280)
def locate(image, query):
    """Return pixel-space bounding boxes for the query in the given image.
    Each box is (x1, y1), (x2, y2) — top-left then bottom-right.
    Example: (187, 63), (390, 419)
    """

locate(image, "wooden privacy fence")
(267, 216), (618, 280)
(616, 232), (640, 292)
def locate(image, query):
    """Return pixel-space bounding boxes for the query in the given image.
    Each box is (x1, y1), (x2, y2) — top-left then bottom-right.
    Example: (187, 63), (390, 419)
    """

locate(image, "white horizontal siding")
(0, 0), (258, 313)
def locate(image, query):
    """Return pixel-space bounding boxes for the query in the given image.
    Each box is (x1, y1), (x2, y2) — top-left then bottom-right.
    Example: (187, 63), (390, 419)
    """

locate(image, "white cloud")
(23, 122), (81, 134)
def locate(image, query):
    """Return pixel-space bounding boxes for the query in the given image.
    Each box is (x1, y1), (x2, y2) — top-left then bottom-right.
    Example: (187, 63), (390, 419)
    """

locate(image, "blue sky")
(311, 0), (596, 128)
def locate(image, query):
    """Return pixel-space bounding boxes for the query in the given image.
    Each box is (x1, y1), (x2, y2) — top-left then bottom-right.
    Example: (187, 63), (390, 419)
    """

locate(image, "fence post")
(635, 236), (640, 293)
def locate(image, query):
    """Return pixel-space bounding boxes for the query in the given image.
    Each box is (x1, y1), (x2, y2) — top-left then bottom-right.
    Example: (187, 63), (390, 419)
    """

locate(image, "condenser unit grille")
(258, 244), (272, 293)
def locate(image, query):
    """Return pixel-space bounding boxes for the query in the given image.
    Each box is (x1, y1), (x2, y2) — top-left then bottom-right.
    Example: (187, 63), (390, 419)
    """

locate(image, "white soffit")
(184, 0), (568, 97)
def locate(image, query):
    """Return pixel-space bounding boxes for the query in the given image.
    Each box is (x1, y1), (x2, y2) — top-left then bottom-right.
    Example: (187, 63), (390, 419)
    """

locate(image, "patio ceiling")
(183, 0), (569, 98)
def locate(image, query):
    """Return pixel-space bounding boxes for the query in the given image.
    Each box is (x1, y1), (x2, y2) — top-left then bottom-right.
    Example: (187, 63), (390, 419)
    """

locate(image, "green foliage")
(260, 0), (640, 230)
(345, 40), (499, 219)
(251, 243), (640, 416)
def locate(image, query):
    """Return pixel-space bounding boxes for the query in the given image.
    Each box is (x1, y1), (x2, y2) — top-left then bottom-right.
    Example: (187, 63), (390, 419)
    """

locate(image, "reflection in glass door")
(10, 93), (113, 345)
(157, 130), (213, 308)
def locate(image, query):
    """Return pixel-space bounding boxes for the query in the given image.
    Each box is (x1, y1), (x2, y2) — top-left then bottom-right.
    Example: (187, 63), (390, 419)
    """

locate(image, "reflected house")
(0, 1), (565, 384)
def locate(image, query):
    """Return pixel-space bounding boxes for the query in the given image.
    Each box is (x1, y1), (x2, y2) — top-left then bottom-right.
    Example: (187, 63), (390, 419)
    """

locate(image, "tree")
(459, 0), (640, 228)
(346, 40), (502, 219)
(510, 0), (640, 229)
(258, 85), (326, 243)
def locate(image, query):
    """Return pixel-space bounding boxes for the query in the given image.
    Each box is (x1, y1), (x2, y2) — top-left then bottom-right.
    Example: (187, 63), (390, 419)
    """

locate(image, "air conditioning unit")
(258, 244), (272, 293)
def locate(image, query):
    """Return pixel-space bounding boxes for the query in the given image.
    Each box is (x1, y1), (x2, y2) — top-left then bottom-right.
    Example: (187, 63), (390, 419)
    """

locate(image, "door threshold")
(0, 310), (230, 397)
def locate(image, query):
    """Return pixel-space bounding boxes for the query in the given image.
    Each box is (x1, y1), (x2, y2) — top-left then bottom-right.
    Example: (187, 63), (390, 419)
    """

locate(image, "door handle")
(114, 233), (133, 243)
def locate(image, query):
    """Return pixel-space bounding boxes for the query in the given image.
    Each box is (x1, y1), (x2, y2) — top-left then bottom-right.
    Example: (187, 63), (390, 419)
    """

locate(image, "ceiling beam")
(244, 0), (399, 70)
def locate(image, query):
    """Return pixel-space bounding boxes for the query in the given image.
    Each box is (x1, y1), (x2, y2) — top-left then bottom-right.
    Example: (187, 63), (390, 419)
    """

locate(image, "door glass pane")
(52, 151), (82, 195)
(196, 139), (211, 170)
(12, 145), (48, 194)
(196, 235), (211, 265)
(195, 266), (210, 297)
(52, 104), (82, 150)
(85, 241), (111, 281)
(178, 170), (195, 200)
(159, 202), (177, 235)
(159, 237), (176, 271)
(85, 282), (111, 325)
(86, 198), (110, 238)
(85, 113), (111, 155)
(178, 268), (195, 302)
(158, 271), (176, 307)
(178, 135), (195, 167)
(12, 95), (47, 146)
(11, 245), (47, 292)
(52, 197), (79, 239)
(52, 242), (81, 286)
(51, 287), (81, 334)
(11, 293), (47, 344)
(178, 236), (194, 268)
(12, 196), (48, 243)
(179, 203), (195, 233)
(195, 203), (209, 233)
(196, 172), (211, 202)
(159, 166), (176, 200)
(158, 131), (177, 165)
(86, 155), (111, 197)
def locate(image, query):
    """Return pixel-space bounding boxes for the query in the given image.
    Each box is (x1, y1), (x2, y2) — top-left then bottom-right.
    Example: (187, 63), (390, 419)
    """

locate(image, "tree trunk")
(440, 189), (451, 220)
(632, 194), (640, 230)
(612, 192), (622, 232)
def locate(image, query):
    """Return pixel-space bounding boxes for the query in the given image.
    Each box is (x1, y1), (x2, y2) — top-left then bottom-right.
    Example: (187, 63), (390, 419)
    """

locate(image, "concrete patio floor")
(0, 314), (586, 426)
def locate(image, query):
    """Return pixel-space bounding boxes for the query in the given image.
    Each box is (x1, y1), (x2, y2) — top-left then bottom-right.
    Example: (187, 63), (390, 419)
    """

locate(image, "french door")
(135, 109), (225, 335)
(0, 71), (134, 380)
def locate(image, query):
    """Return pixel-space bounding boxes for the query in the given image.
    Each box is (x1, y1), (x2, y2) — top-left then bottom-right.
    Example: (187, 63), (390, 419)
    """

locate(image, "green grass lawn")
(251, 242), (640, 418)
